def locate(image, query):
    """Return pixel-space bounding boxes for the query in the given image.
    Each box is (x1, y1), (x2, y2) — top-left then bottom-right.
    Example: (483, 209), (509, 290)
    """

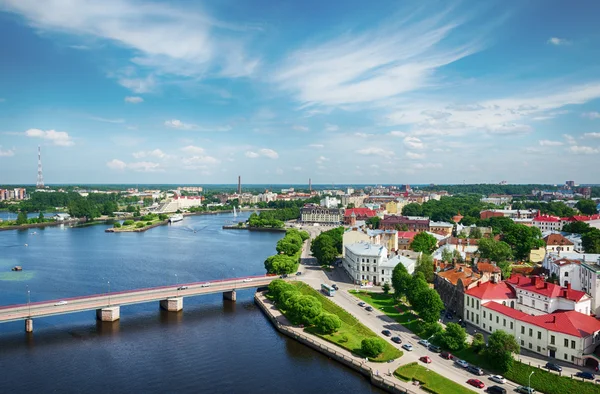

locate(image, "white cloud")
(293, 166), (302, 171)
(309, 144), (324, 149)
(487, 123), (532, 135)
(181, 155), (219, 168)
(118, 75), (156, 94)
(0, 146), (15, 157)
(293, 125), (309, 132)
(563, 134), (576, 145)
(411, 162), (442, 170)
(106, 159), (127, 170)
(582, 111), (600, 119)
(132, 149), (166, 159)
(164, 119), (231, 132)
(547, 37), (570, 46)
(388, 131), (407, 137)
(356, 147), (394, 157)
(406, 151), (426, 159)
(583, 132), (600, 138)
(90, 116), (125, 124)
(127, 161), (162, 172)
(25, 128), (74, 146)
(569, 146), (599, 155)
(316, 156), (329, 164)
(245, 151), (260, 158)
(259, 148), (279, 159)
(404, 136), (424, 149)
(180, 145), (205, 155)
(539, 139), (563, 146)
(124, 96), (144, 104)
(324, 123), (339, 132)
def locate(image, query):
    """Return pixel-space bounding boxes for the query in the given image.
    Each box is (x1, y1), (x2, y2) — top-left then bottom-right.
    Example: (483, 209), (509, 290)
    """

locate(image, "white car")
(242, 278), (253, 282)
(54, 300), (68, 306)
(201, 283), (211, 287)
(489, 375), (506, 384)
(402, 343), (413, 351)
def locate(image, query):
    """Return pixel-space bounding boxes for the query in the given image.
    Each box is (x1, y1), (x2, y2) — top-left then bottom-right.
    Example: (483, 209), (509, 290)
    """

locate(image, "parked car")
(391, 336), (402, 344)
(454, 359), (469, 368)
(467, 379), (485, 389)
(515, 386), (535, 394)
(445, 312), (453, 320)
(440, 351), (453, 360)
(295, 271), (302, 276)
(544, 362), (562, 372)
(428, 344), (441, 353)
(54, 300), (68, 306)
(467, 365), (484, 376)
(177, 286), (188, 290)
(381, 330), (392, 337)
(575, 371), (595, 380)
(486, 385), (507, 394)
(418, 339), (431, 347)
(279, 274), (288, 278)
(402, 343), (413, 351)
(331, 283), (339, 290)
(419, 356), (432, 364)
(201, 283), (211, 287)
(489, 375), (506, 384)
(358, 301), (366, 307)
(365, 306), (374, 312)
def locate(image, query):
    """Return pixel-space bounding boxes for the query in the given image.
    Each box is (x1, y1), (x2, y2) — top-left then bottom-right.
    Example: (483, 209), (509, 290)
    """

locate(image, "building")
(397, 231), (418, 250)
(533, 214), (563, 232)
(157, 196), (203, 213)
(320, 196), (340, 209)
(343, 227), (398, 256)
(340, 194), (367, 208)
(435, 237), (479, 262)
(300, 204), (342, 224)
(481, 195), (512, 205)
(0, 188), (27, 201)
(543, 233), (574, 253)
(379, 215), (430, 232)
(344, 208), (376, 224)
(480, 209), (538, 220)
(53, 213), (71, 221)
(342, 242), (416, 285)
(434, 264), (483, 317)
(429, 221), (454, 237)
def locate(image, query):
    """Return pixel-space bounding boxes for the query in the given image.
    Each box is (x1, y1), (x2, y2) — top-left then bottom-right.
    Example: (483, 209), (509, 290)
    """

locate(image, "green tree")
(470, 332), (486, 353)
(113, 222), (121, 228)
(498, 261), (512, 279)
(366, 216), (381, 229)
(276, 238), (301, 256)
(477, 238), (513, 262)
(122, 220), (134, 226)
(382, 282), (391, 294)
(414, 254), (434, 283)
(469, 227), (482, 239)
(346, 203), (355, 209)
(311, 233), (338, 266)
(287, 295), (322, 325)
(562, 221), (591, 234)
(576, 199), (598, 215)
(582, 228), (600, 253)
(38, 212), (44, 222)
(406, 273), (429, 308)
(391, 263), (412, 299)
(361, 337), (385, 358)
(414, 288), (444, 323)
(441, 248), (453, 263)
(438, 323), (467, 351)
(314, 313), (341, 334)
(502, 224), (545, 261)
(16, 211), (28, 225)
(402, 203), (423, 216)
(264, 254), (298, 274)
(268, 279), (297, 302)
(485, 330), (520, 373)
(410, 232), (438, 254)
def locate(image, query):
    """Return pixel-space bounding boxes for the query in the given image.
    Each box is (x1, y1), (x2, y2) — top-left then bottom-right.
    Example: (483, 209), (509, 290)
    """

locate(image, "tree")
(497, 261), (512, 279)
(562, 221), (591, 234)
(582, 228), (600, 253)
(314, 313), (341, 334)
(38, 212), (44, 222)
(410, 232), (438, 254)
(311, 233), (338, 266)
(264, 254), (298, 274)
(441, 248), (453, 263)
(478, 238), (513, 262)
(268, 279), (297, 302)
(438, 323), (467, 351)
(414, 288), (444, 323)
(406, 274), (429, 308)
(414, 254), (434, 283)
(576, 199), (598, 215)
(16, 211), (28, 225)
(361, 337), (385, 358)
(346, 203), (355, 209)
(276, 238), (301, 256)
(402, 203), (423, 217)
(382, 282), (390, 294)
(391, 263), (412, 299)
(502, 224), (545, 261)
(469, 227), (482, 239)
(288, 295), (322, 325)
(470, 332), (486, 353)
(366, 216), (380, 229)
(485, 330), (520, 373)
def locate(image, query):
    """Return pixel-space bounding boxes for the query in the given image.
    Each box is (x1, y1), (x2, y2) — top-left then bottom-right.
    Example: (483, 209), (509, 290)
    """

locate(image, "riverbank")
(105, 219), (168, 233)
(254, 291), (416, 394)
(0, 218), (85, 232)
(222, 224), (287, 232)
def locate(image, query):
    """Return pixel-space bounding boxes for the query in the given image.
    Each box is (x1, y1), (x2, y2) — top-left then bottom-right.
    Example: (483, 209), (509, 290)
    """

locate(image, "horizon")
(1, 1), (600, 184)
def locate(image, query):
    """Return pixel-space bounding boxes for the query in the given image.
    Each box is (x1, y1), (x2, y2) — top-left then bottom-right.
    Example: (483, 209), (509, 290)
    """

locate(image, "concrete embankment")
(0, 218), (85, 232)
(222, 225), (286, 232)
(105, 220), (168, 233)
(254, 292), (416, 394)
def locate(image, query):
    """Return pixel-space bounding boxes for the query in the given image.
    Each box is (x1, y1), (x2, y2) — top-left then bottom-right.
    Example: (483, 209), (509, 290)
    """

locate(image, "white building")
(158, 196), (203, 213)
(533, 215), (563, 232)
(320, 196), (340, 209)
(343, 242), (416, 285)
(300, 204), (341, 224)
(543, 233), (574, 253)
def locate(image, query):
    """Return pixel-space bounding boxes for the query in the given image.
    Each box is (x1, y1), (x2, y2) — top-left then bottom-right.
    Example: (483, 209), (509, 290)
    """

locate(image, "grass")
(394, 362), (475, 394)
(112, 218), (165, 232)
(290, 282), (403, 362)
(505, 361), (599, 394)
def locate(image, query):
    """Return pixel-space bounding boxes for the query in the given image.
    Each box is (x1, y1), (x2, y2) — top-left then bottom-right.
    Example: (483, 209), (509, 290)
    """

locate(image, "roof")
(381, 254), (416, 269)
(533, 214), (561, 223)
(344, 208), (376, 218)
(430, 221), (454, 228)
(397, 231), (418, 240)
(476, 262), (501, 274)
(483, 302), (600, 338)
(466, 281), (515, 300)
(543, 234), (574, 247)
(507, 275), (588, 302)
(436, 264), (481, 287)
(344, 241), (386, 257)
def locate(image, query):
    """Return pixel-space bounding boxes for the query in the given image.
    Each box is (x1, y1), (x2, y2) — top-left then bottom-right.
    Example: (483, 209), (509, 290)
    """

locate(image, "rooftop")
(507, 275), (588, 302)
(543, 233), (574, 247)
(466, 280), (515, 300)
(437, 264), (481, 287)
(345, 241), (386, 257)
(344, 208), (376, 218)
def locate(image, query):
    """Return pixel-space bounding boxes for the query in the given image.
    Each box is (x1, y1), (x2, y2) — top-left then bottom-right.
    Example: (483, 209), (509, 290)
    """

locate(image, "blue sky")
(1, 0), (600, 185)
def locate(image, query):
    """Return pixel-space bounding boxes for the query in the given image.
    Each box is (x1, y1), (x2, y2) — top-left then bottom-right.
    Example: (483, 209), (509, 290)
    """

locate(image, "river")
(0, 212), (383, 393)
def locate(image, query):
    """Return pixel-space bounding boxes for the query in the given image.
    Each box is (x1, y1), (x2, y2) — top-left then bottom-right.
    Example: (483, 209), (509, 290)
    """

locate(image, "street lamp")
(528, 371), (534, 392)
(175, 274), (179, 296)
(26, 286), (31, 317)
(107, 281), (111, 306)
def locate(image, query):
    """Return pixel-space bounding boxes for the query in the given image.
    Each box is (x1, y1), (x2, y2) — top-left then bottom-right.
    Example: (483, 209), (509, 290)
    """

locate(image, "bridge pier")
(25, 319), (33, 333)
(223, 290), (237, 302)
(160, 297), (183, 312)
(96, 306), (120, 322)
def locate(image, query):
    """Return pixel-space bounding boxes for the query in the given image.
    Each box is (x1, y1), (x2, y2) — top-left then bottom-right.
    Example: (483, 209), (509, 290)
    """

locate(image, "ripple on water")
(0, 271), (35, 281)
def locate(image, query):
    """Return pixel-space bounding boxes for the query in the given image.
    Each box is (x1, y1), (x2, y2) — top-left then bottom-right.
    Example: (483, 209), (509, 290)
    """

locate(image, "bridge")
(0, 274), (279, 333)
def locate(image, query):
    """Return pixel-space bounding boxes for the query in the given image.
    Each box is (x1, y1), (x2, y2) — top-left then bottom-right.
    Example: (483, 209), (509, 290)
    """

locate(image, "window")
(519, 296), (523, 303)
(476, 315), (479, 324)
(382, 270), (385, 275)
(529, 328), (533, 337)
(510, 322), (513, 329)
(483, 323), (486, 329)
(565, 272), (568, 277)
(477, 300), (479, 310)
(532, 300), (535, 308)
(564, 339), (569, 347)
(550, 335), (555, 345)
(571, 340), (576, 349)
(503, 319), (506, 327)
(545, 303), (549, 311)
(537, 331), (541, 340)
(496, 316), (499, 323)
(571, 355), (575, 362)
(521, 326), (525, 334)
(490, 314), (492, 321)
(537, 346), (541, 352)
(528, 343), (532, 349)
(564, 353), (568, 360)
(483, 311), (486, 318)
(520, 339), (524, 346)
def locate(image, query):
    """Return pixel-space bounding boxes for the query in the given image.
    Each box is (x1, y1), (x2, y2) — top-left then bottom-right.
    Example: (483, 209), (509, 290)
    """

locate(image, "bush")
(382, 283), (391, 294)
(113, 222), (121, 228)
(470, 332), (485, 353)
(338, 334), (349, 343)
(123, 220), (134, 226)
(315, 313), (342, 334)
(361, 337), (386, 358)
(146, 221), (153, 226)
(135, 222), (145, 228)
(158, 214), (168, 220)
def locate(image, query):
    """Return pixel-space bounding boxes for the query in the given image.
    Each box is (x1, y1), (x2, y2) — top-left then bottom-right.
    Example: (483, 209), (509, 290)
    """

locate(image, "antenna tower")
(36, 145), (44, 189)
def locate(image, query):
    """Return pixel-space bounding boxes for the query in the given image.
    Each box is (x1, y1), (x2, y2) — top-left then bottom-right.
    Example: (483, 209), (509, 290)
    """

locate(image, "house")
(397, 231), (418, 250)
(436, 237), (479, 262)
(434, 264), (483, 317)
(543, 233), (574, 253)
(379, 215), (430, 232)
(342, 227), (398, 256)
(53, 213), (71, 221)
(343, 208), (376, 224)
(429, 221), (454, 237)
(533, 214), (563, 232)
(342, 242), (416, 285)
(480, 209), (538, 220)
(300, 204), (342, 224)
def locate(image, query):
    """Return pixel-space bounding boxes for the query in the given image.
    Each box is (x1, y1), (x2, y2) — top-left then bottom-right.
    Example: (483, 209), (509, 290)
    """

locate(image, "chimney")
(477, 280), (480, 287)
(566, 282), (571, 290)
(552, 316), (556, 323)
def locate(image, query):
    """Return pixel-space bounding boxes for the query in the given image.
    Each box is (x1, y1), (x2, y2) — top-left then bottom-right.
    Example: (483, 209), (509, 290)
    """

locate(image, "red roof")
(483, 302), (600, 337)
(344, 208), (376, 218)
(563, 214), (600, 222)
(543, 234), (574, 246)
(533, 214), (561, 223)
(507, 275), (588, 302)
(466, 281), (515, 300)
(476, 262), (501, 274)
(397, 231), (418, 240)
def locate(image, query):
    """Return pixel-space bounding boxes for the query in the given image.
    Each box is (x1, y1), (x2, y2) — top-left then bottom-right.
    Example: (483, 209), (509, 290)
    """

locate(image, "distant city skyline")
(1, 0), (600, 184)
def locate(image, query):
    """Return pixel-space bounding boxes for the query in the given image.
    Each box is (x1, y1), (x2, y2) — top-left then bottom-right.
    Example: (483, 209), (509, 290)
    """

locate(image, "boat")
(169, 214), (184, 223)
(233, 206), (238, 217)
(12, 266), (22, 271)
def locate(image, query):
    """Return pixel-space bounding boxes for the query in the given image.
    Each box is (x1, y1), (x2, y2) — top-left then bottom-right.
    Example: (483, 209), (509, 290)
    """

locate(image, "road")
(0, 275), (276, 323)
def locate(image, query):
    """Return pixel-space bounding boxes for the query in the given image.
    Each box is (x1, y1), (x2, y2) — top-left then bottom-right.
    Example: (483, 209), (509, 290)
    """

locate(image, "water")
(0, 212), (382, 394)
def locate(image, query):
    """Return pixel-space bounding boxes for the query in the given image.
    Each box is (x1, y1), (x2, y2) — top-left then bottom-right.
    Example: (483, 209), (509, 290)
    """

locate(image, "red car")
(419, 356), (432, 364)
(467, 379), (485, 389)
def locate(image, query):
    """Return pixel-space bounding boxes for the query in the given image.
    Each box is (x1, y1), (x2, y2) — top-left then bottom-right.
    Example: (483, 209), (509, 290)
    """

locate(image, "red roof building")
(507, 275), (588, 302)
(344, 208), (376, 223)
(543, 234), (574, 253)
(397, 231), (418, 250)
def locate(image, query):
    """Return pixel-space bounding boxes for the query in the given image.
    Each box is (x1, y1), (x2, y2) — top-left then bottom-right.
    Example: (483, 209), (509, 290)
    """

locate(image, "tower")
(309, 178), (312, 192)
(36, 145), (44, 189)
(237, 176), (241, 194)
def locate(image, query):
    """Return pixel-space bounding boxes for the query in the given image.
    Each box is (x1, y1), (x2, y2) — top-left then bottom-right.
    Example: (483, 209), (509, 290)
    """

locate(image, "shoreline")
(0, 218), (86, 232)
(105, 220), (169, 233)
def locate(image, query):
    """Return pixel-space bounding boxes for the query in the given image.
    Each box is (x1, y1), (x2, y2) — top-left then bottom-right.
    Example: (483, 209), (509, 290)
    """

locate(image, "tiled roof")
(344, 208), (376, 218)
(397, 231), (418, 240)
(466, 281), (515, 300)
(533, 214), (561, 223)
(483, 301), (528, 320)
(476, 262), (501, 274)
(437, 265), (481, 287)
(507, 275), (588, 302)
(543, 234), (574, 246)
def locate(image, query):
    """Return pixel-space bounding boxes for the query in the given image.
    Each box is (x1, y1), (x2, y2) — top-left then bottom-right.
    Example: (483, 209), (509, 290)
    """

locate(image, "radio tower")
(36, 145), (44, 189)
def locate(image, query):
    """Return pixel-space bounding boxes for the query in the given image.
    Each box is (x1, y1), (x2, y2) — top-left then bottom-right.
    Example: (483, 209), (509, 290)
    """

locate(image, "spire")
(36, 145), (44, 189)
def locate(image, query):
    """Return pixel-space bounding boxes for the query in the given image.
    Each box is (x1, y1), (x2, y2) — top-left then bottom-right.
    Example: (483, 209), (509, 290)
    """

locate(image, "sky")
(1, 0), (600, 185)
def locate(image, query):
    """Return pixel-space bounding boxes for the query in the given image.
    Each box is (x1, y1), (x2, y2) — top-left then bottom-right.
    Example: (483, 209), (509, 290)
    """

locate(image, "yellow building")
(385, 201), (398, 214)
(529, 247), (546, 263)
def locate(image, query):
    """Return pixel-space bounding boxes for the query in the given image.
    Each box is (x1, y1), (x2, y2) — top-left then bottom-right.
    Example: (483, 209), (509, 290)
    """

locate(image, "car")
(467, 365), (484, 376)
(331, 284), (339, 290)
(445, 312), (453, 320)
(575, 371), (595, 380)
(454, 359), (469, 368)
(358, 301), (366, 307)
(544, 362), (562, 372)
(419, 356), (432, 364)
(242, 278), (253, 282)
(381, 330), (392, 337)
(402, 343), (413, 351)
(440, 351), (453, 360)
(177, 286), (188, 290)
(489, 375), (506, 384)
(515, 386), (535, 394)
(467, 379), (485, 389)
(295, 271), (302, 275)
(428, 344), (441, 353)
(201, 283), (211, 287)
(486, 385), (507, 394)
(365, 306), (374, 312)
(279, 274), (288, 278)
(54, 300), (68, 306)
(391, 336), (402, 344)
(418, 339), (431, 347)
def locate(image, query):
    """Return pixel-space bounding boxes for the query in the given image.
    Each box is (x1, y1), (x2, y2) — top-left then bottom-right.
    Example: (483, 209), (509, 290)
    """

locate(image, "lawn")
(505, 361), (599, 394)
(394, 362), (475, 394)
(291, 282), (403, 362)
